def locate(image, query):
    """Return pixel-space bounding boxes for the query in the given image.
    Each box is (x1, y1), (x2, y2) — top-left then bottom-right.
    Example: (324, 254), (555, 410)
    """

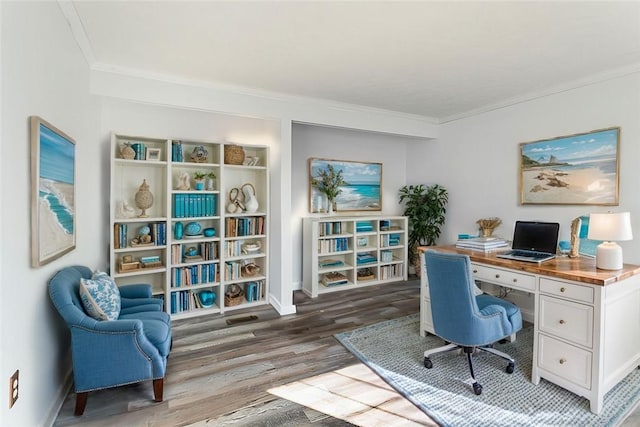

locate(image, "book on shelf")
(321, 271), (348, 287)
(319, 258), (344, 268)
(455, 236), (509, 250)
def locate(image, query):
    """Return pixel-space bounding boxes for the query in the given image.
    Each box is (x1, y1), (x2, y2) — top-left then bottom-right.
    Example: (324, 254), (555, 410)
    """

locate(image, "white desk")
(419, 246), (640, 414)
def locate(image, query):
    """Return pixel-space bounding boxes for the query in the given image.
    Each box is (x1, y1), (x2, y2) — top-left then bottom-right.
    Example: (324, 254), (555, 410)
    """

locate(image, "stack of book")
(356, 252), (377, 265)
(321, 271), (348, 287)
(319, 258), (345, 269)
(455, 237), (509, 251)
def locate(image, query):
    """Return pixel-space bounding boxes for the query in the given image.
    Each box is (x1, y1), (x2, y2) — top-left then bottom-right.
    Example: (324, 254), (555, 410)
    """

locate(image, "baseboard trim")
(43, 367), (72, 427)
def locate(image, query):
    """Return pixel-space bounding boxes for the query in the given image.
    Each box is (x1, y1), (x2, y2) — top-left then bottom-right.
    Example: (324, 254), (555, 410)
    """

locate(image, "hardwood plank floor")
(53, 280), (422, 426)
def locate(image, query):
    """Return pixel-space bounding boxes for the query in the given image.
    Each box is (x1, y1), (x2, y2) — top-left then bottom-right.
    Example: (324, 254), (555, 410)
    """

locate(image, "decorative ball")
(139, 226), (151, 236)
(185, 221), (202, 236)
(198, 290), (216, 308)
(204, 228), (216, 237)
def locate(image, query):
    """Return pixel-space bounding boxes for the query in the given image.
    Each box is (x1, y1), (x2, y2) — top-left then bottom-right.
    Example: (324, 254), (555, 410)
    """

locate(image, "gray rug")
(335, 314), (640, 427)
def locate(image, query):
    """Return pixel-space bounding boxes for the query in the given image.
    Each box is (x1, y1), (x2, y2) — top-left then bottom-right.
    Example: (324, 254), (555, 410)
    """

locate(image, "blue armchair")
(423, 251), (522, 395)
(48, 266), (171, 415)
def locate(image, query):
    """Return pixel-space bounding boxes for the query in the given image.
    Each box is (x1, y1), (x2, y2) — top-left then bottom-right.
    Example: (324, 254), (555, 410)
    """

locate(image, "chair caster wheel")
(424, 357), (433, 369)
(506, 362), (515, 374)
(473, 382), (483, 395)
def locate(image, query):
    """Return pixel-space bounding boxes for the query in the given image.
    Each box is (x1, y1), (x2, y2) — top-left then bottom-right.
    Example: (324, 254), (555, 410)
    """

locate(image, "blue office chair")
(423, 250), (522, 395)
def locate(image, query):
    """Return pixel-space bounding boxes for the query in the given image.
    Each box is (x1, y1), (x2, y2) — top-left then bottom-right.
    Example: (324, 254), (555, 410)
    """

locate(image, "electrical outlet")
(9, 370), (18, 408)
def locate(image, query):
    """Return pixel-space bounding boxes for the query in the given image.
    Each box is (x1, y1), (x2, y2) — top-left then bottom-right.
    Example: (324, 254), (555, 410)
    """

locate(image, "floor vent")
(226, 315), (258, 325)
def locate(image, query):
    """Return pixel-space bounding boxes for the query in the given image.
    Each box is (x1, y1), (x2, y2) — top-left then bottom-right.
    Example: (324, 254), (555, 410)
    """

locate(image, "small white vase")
(243, 184), (259, 213)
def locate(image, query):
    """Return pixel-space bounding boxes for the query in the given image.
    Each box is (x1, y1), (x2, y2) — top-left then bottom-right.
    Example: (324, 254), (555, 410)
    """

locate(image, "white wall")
(1, 2), (101, 426)
(407, 72), (640, 263)
(291, 123), (418, 287)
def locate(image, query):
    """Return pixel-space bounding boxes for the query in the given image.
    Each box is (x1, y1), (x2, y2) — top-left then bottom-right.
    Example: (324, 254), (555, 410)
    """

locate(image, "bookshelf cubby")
(110, 133), (269, 319)
(302, 215), (408, 297)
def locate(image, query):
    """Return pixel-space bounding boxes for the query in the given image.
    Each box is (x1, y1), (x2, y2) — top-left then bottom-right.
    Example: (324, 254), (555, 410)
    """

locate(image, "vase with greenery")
(193, 171), (206, 190)
(205, 171), (216, 191)
(398, 184), (448, 274)
(312, 164), (347, 213)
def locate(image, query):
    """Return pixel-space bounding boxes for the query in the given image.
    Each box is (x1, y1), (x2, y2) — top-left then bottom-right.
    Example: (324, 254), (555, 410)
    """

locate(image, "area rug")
(335, 314), (640, 427)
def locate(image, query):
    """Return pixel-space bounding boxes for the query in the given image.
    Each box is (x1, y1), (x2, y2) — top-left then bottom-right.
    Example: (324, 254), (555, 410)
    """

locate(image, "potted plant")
(398, 184), (448, 275)
(311, 164), (347, 213)
(205, 171), (216, 191)
(193, 171), (206, 190)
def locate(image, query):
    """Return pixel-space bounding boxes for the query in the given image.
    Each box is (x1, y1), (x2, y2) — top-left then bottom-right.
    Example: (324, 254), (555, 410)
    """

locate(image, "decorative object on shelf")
(358, 237), (368, 247)
(309, 158), (382, 213)
(185, 246), (198, 257)
(205, 172), (216, 191)
(30, 116), (76, 267)
(225, 284), (245, 306)
(569, 217), (581, 258)
(118, 200), (136, 218)
(131, 143), (146, 160)
(241, 262), (261, 277)
(185, 221), (202, 236)
(120, 142), (135, 159)
(476, 217), (502, 237)
(398, 184), (448, 276)
(138, 225), (152, 244)
(193, 171), (206, 190)
(227, 187), (245, 213)
(204, 227), (216, 237)
(242, 241), (261, 254)
(224, 144), (245, 165)
(146, 148), (161, 161)
(174, 221), (183, 240)
(520, 127), (620, 206)
(177, 172), (190, 190)
(134, 179), (154, 217)
(587, 211), (632, 270)
(190, 145), (208, 163)
(357, 268), (375, 281)
(242, 183), (259, 213)
(197, 290), (216, 308)
(244, 156), (260, 166)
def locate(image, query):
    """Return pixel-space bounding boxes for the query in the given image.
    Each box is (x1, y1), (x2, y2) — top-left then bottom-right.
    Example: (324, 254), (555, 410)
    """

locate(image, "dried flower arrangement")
(476, 217), (502, 237)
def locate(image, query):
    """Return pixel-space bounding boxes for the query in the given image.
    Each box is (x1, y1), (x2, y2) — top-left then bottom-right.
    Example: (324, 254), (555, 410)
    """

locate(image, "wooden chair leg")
(74, 392), (88, 416)
(153, 378), (164, 402)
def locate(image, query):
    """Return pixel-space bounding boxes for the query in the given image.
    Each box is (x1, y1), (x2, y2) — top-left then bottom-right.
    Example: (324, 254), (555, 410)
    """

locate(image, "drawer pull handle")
(559, 319), (566, 325)
(560, 287), (566, 293)
(559, 358), (567, 365)
(473, 269), (478, 273)
(495, 274), (500, 279)
(513, 278), (518, 283)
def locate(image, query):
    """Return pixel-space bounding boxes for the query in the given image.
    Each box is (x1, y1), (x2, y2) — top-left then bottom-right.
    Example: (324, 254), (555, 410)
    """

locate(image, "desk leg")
(590, 396), (603, 414)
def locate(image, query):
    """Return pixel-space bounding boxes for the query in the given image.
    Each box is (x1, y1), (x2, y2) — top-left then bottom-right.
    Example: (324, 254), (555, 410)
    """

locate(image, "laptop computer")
(497, 221), (560, 263)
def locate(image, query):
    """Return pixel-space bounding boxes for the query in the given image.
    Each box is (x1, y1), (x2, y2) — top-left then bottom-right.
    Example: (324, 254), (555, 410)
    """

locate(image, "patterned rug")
(335, 314), (640, 427)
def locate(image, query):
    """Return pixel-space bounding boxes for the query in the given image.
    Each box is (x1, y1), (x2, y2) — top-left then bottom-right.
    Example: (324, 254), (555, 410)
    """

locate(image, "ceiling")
(69, 1), (640, 122)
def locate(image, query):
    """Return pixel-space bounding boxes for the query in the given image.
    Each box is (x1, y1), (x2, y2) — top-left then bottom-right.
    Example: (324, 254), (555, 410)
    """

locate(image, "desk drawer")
(538, 334), (592, 389)
(540, 278), (594, 304)
(471, 263), (535, 292)
(539, 295), (593, 347)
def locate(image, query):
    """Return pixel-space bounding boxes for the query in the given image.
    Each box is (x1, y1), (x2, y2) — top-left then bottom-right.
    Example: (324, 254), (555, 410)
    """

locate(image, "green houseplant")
(398, 184), (448, 274)
(312, 164), (347, 213)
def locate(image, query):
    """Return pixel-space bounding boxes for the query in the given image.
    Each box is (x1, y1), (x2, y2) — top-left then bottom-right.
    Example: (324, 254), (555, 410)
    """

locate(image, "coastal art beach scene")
(520, 128), (620, 205)
(31, 117), (76, 266)
(310, 158), (382, 212)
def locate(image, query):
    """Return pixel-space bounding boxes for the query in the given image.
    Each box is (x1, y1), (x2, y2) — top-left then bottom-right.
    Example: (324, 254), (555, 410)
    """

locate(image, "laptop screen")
(511, 221), (560, 254)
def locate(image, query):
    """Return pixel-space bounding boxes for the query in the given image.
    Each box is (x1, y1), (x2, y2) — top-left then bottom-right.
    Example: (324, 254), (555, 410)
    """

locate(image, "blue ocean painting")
(311, 159), (382, 211)
(38, 123), (75, 235)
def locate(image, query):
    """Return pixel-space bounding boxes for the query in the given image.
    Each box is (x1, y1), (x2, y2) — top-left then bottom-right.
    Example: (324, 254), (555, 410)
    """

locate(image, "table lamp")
(587, 212), (633, 270)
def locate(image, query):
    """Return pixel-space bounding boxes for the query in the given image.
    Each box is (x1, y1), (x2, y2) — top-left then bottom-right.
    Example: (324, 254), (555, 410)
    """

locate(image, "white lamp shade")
(587, 212), (633, 242)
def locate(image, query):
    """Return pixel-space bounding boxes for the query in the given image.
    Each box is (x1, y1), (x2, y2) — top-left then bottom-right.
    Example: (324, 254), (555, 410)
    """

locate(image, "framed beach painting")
(309, 158), (382, 213)
(519, 127), (620, 205)
(30, 116), (76, 267)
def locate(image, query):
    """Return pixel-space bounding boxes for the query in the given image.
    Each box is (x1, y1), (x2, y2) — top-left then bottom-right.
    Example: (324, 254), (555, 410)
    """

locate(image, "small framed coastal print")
(309, 158), (382, 212)
(519, 127), (620, 205)
(30, 116), (76, 267)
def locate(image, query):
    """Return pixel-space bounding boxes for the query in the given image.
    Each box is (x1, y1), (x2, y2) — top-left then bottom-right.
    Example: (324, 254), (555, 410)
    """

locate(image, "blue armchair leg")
(75, 392), (88, 416)
(153, 378), (164, 402)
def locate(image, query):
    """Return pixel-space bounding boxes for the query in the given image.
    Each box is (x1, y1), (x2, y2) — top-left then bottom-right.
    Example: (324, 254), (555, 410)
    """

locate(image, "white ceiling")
(69, 1), (640, 122)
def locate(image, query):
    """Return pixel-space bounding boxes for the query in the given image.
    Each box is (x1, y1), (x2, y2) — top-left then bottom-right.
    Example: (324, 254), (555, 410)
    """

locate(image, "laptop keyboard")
(508, 250), (551, 259)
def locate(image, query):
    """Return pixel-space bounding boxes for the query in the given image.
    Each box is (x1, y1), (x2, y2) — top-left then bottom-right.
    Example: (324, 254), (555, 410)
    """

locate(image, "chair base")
(424, 342), (515, 395)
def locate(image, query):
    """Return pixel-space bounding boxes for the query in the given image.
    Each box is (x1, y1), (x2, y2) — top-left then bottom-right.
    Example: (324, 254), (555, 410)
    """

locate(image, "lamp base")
(595, 241), (623, 270)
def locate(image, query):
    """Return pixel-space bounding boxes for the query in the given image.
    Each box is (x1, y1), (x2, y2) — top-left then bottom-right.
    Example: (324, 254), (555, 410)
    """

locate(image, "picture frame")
(309, 158), (382, 212)
(30, 116), (76, 267)
(519, 127), (620, 205)
(146, 147), (161, 161)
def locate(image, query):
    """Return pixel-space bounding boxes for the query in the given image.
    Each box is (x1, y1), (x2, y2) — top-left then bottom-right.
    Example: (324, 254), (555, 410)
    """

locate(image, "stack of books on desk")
(455, 237), (509, 251)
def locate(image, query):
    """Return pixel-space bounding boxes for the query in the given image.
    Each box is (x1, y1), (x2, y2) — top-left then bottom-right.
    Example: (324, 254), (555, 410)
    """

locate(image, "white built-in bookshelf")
(110, 133), (269, 319)
(302, 215), (408, 297)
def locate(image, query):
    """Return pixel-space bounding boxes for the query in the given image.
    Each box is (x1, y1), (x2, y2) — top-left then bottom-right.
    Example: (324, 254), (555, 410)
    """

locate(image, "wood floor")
(53, 279), (422, 426)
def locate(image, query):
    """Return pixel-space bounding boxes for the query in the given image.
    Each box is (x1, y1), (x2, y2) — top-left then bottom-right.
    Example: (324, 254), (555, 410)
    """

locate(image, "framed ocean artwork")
(309, 158), (382, 212)
(519, 127), (620, 205)
(30, 116), (76, 267)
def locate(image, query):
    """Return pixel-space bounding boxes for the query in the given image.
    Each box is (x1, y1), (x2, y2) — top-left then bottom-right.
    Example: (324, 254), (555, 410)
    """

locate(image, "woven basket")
(225, 285), (245, 306)
(224, 145), (245, 165)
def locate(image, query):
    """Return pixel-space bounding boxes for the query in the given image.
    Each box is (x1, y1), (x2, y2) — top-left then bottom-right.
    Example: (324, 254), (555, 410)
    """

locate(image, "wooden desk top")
(419, 245), (640, 286)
